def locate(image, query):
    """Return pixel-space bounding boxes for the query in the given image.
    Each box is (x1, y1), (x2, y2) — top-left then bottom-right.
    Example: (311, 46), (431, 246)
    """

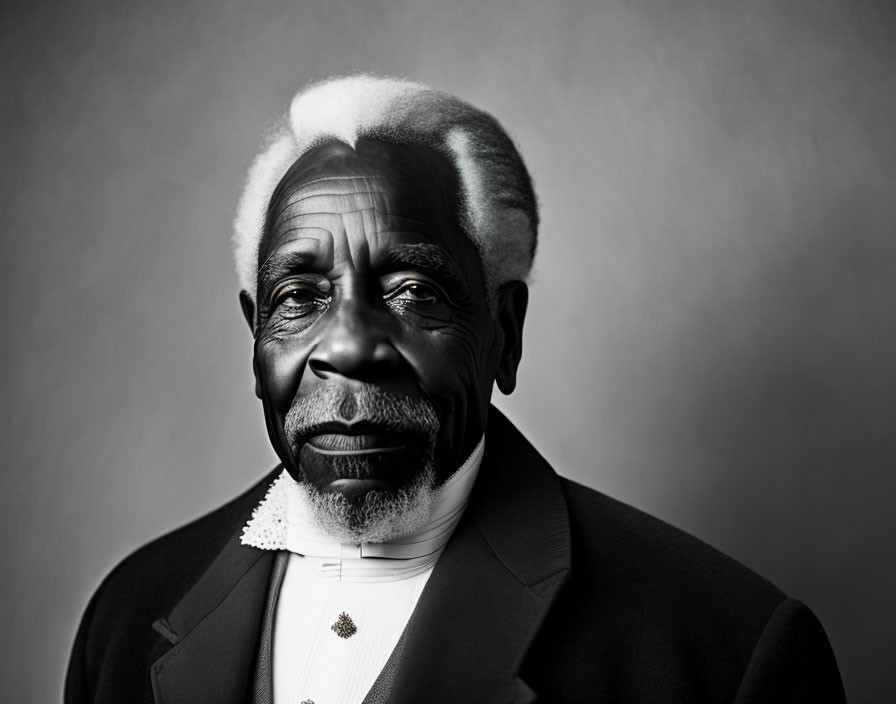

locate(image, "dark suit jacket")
(65, 408), (846, 703)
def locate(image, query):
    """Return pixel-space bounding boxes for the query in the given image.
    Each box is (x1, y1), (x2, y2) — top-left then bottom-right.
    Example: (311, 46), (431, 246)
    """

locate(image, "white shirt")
(241, 437), (485, 703)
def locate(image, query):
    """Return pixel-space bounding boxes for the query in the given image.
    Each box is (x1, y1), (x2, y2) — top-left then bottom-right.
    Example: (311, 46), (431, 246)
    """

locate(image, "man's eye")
(384, 282), (440, 309)
(271, 285), (329, 317)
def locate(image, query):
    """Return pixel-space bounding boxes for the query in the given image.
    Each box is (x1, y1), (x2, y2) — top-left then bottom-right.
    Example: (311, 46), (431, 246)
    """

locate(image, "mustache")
(284, 385), (440, 450)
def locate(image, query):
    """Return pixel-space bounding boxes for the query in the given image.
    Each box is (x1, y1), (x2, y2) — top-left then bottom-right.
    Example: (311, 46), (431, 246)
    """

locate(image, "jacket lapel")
(385, 407), (572, 703)
(150, 477), (278, 704)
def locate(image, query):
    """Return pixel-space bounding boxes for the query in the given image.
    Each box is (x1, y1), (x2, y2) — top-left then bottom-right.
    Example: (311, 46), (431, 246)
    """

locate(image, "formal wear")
(248, 437), (484, 703)
(65, 407), (846, 703)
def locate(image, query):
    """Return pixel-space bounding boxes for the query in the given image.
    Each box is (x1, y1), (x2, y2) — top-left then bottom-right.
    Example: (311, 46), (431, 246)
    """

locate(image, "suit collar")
(384, 406), (571, 703)
(150, 472), (279, 704)
(470, 407), (571, 588)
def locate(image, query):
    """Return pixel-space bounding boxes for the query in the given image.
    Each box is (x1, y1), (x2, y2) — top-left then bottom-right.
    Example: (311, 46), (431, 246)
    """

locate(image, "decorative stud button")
(330, 612), (358, 638)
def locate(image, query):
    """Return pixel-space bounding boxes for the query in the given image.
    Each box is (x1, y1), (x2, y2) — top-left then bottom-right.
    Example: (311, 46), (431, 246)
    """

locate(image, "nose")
(308, 301), (401, 381)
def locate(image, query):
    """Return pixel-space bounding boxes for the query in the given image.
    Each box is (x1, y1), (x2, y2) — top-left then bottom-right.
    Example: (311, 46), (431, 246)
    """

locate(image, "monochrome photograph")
(2, 2), (894, 702)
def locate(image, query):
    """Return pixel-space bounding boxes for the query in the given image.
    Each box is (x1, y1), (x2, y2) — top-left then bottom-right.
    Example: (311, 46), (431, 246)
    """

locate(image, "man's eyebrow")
(257, 249), (318, 293)
(384, 243), (473, 304)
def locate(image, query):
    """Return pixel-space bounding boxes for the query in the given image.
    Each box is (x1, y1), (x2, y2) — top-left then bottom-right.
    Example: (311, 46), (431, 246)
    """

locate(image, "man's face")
(243, 139), (524, 537)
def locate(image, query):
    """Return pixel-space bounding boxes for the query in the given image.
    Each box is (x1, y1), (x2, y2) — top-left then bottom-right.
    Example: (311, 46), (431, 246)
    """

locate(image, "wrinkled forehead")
(258, 139), (466, 265)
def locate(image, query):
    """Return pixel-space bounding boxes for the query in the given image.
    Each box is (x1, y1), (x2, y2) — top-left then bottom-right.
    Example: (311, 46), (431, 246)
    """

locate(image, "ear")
(494, 281), (528, 395)
(239, 290), (263, 399)
(239, 290), (256, 333)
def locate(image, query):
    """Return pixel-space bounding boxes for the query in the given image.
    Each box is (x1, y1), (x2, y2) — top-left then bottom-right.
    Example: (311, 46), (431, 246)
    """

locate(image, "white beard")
(281, 384), (441, 543)
(290, 464), (436, 544)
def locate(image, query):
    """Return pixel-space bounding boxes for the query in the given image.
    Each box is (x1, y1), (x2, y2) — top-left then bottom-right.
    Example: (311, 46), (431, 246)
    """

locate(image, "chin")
(292, 464), (437, 544)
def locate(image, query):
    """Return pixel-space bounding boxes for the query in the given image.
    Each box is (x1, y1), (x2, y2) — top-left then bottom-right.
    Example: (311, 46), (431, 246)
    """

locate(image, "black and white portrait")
(2, 2), (894, 702)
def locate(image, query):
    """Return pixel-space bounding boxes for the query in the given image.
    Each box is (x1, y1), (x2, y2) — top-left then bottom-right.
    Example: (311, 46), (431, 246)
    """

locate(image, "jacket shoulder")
(559, 476), (784, 607)
(65, 470), (278, 703)
(523, 476), (789, 702)
(97, 469), (276, 611)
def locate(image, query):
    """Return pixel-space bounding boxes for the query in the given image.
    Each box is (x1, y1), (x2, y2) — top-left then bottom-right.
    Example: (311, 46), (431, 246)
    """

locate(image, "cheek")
(402, 318), (498, 444)
(444, 317), (499, 389)
(410, 321), (488, 388)
(255, 337), (309, 415)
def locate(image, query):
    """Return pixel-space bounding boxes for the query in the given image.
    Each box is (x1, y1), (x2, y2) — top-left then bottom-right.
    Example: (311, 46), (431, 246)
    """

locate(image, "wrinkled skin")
(240, 138), (527, 503)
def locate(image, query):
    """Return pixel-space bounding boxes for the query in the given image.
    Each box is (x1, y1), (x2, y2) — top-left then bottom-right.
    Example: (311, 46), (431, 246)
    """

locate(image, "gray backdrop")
(2, 1), (894, 701)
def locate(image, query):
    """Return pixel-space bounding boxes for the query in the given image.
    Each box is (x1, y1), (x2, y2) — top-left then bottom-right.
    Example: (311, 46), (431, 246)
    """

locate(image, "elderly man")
(66, 75), (845, 703)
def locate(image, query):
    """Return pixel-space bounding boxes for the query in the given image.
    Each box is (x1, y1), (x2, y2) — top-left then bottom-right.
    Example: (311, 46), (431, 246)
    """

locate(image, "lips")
(298, 437), (422, 489)
(300, 420), (418, 455)
(307, 432), (408, 452)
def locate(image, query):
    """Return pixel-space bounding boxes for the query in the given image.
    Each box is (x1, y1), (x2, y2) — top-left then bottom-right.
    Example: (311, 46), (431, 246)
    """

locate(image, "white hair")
(233, 74), (538, 309)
